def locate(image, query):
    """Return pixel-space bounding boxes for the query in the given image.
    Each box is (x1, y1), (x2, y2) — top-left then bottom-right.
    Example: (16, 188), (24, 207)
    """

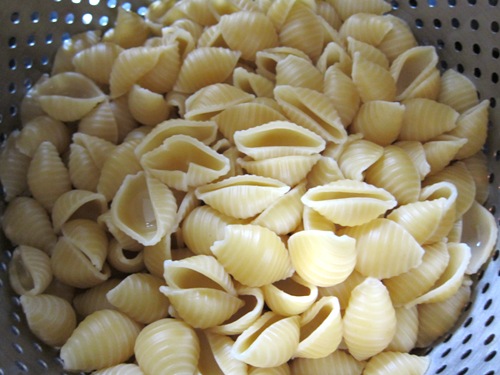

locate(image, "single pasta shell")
(317, 0), (342, 29)
(394, 140), (430, 181)
(423, 135), (468, 175)
(343, 218), (424, 279)
(233, 67), (275, 98)
(319, 269), (366, 311)
(92, 363), (144, 375)
(316, 41), (352, 76)
(137, 42), (181, 94)
(111, 7), (149, 48)
(111, 171), (177, 246)
(343, 278), (396, 361)
(195, 175), (290, 219)
(0, 131), (31, 201)
(127, 85), (170, 126)
(339, 13), (393, 46)
(51, 30), (101, 75)
(302, 206), (336, 232)
(295, 296), (343, 359)
(352, 52), (396, 102)
(347, 36), (389, 69)
(143, 235), (171, 278)
(77, 103), (119, 150)
(256, 46), (312, 81)
(211, 224), (294, 287)
(363, 352), (430, 375)
(330, 0), (392, 21)
(134, 318), (199, 375)
(262, 273), (318, 316)
(8, 245), (52, 296)
(288, 229), (356, 287)
(106, 238), (145, 274)
(387, 305), (419, 352)
(378, 14), (417, 62)
(305, 156), (344, 189)
(438, 69), (479, 113)
(60, 309), (142, 372)
(301, 179), (397, 227)
(73, 279), (120, 317)
(290, 350), (365, 375)
(276, 55), (323, 91)
(72, 132), (117, 169)
(2, 197), (57, 254)
(20, 74), (49, 124)
(73, 42), (124, 85)
(97, 211), (142, 252)
(20, 294), (76, 347)
(323, 65), (360, 126)
(338, 139), (384, 181)
(232, 311), (300, 367)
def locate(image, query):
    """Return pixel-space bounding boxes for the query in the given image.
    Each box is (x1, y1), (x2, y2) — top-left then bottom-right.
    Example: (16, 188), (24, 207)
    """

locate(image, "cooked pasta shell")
(266, 0), (298, 30)
(233, 311), (300, 367)
(73, 42), (124, 85)
(73, 279), (120, 317)
(363, 352), (430, 375)
(364, 145), (421, 205)
(339, 13), (393, 46)
(174, 47), (241, 94)
(276, 55), (323, 91)
(68, 143), (100, 192)
(274, 85), (347, 144)
(137, 43), (181, 94)
(338, 139), (384, 181)
(78, 101), (120, 144)
(9, 245), (52, 296)
(27, 141), (72, 212)
(108, 96), (139, 143)
(197, 330), (248, 375)
(350, 101), (405, 146)
(347, 37), (389, 69)
(301, 179), (397, 227)
(438, 69), (479, 113)
(196, 23), (227, 48)
(393, 140), (430, 181)
(318, 269), (366, 310)
(352, 52), (396, 102)
(127, 85), (170, 126)
(97, 211), (142, 253)
(20, 74), (49, 124)
(329, 0), (391, 21)
(383, 241), (450, 307)
(290, 350), (365, 375)
(377, 15), (417, 62)
(423, 135), (467, 175)
(111, 171), (177, 246)
(140, 134), (230, 191)
(135, 118), (218, 159)
(51, 190), (108, 234)
(195, 175), (290, 219)
(263, 273), (318, 316)
(316, 42), (352, 75)
(51, 30), (101, 75)
(386, 305), (419, 352)
(295, 296), (342, 359)
(61, 309), (142, 372)
(211, 224), (294, 287)
(317, 0), (342, 29)
(111, 7), (149, 48)
(419, 181), (458, 240)
(2, 197), (57, 254)
(0, 131), (31, 201)
(256, 46), (312, 80)
(20, 294), (76, 347)
(143, 235), (171, 277)
(92, 364), (144, 375)
(302, 206), (336, 232)
(288, 229), (356, 287)
(305, 156), (344, 188)
(37, 72), (107, 122)
(343, 218), (424, 279)
(134, 318), (199, 375)
(232, 67), (275, 98)
(106, 239), (144, 274)
(343, 277), (396, 361)
(323, 66), (360, 126)
(72, 132), (117, 169)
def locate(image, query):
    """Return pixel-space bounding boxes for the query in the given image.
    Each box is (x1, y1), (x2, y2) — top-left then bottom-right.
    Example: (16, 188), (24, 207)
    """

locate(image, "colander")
(0, 0), (499, 374)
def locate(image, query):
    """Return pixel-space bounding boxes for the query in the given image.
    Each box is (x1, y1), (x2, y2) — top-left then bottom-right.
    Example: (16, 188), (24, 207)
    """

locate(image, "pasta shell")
(8, 245), (52, 296)
(363, 352), (430, 375)
(329, 0), (392, 21)
(0, 131), (31, 201)
(295, 296), (343, 359)
(92, 364), (144, 375)
(387, 305), (419, 352)
(343, 218), (424, 279)
(263, 273), (318, 316)
(73, 42), (124, 85)
(2, 197), (57, 254)
(106, 239), (145, 274)
(423, 135), (467, 175)
(197, 330), (248, 375)
(211, 224), (294, 287)
(323, 66), (360, 126)
(288, 229), (356, 287)
(290, 350), (365, 375)
(339, 13), (393, 46)
(140, 134), (230, 191)
(174, 47), (241, 94)
(352, 52), (396, 102)
(98, 211), (142, 252)
(318, 269), (365, 310)
(108, 96), (139, 143)
(393, 140), (430, 181)
(68, 144), (101, 192)
(127, 85), (170, 126)
(301, 179), (397, 227)
(72, 132), (117, 170)
(256, 46), (312, 80)
(347, 36), (389, 69)
(438, 69), (479, 113)
(37, 72), (107, 121)
(20, 74), (50, 124)
(419, 181), (458, 240)
(305, 156), (344, 188)
(276, 55), (323, 91)
(274, 85), (347, 144)
(60, 310), (142, 372)
(51, 30), (101, 75)
(72, 279), (120, 317)
(78, 101), (120, 144)
(317, 0), (342, 29)
(377, 15), (417, 62)
(20, 294), (76, 347)
(111, 171), (177, 246)
(110, 7), (150, 48)
(143, 235), (172, 277)
(302, 206), (336, 232)
(316, 42), (352, 75)
(266, 0), (298, 30)
(197, 23), (227, 48)
(134, 318), (199, 375)
(232, 312), (300, 367)
(343, 277), (396, 361)
(195, 175), (290, 219)
(338, 139), (384, 181)
(232, 67), (275, 98)
(137, 43), (181, 94)
(43, 274), (75, 303)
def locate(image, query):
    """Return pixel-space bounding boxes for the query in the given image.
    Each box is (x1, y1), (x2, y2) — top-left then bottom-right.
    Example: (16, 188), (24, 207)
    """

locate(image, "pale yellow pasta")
(363, 352), (430, 375)
(318, 269), (365, 310)
(27, 141), (72, 212)
(377, 15), (418, 62)
(109, 8), (149, 48)
(339, 13), (393, 46)
(305, 155), (344, 188)
(438, 69), (480, 113)
(197, 330), (248, 375)
(387, 305), (419, 352)
(343, 218), (424, 279)
(323, 66), (360, 126)
(20, 74), (49, 124)
(108, 96), (140, 143)
(262, 273), (318, 316)
(255, 46), (312, 80)
(106, 239), (145, 274)
(2, 197), (57, 254)
(60, 309), (142, 372)
(276, 55), (323, 91)
(423, 135), (468, 175)
(78, 101), (120, 144)
(137, 43), (181, 94)
(302, 206), (336, 232)
(196, 23), (227, 48)
(266, 0), (300, 31)
(51, 30), (101, 75)
(73, 279), (120, 317)
(97, 211), (142, 252)
(338, 139), (384, 181)
(316, 0), (342, 30)
(211, 224), (294, 287)
(393, 140), (430, 180)
(330, 0), (391, 21)
(249, 363), (291, 375)
(143, 235), (172, 277)
(0, 132), (31, 201)
(351, 52), (396, 102)
(290, 350), (365, 375)
(134, 318), (199, 375)
(20, 294), (77, 347)
(127, 85), (170, 126)
(233, 311), (300, 367)
(73, 42), (124, 85)
(8, 245), (52, 296)
(347, 37), (389, 69)
(68, 144), (101, 192)
(316, 41), (352, 76)
(72, 132), (117, 168)
(92, 363), (144, 375)
(232, 67), (275, 98)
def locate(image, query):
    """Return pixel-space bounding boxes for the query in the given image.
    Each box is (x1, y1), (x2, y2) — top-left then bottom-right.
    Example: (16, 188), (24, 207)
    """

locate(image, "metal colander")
(0, 0), (499, 374)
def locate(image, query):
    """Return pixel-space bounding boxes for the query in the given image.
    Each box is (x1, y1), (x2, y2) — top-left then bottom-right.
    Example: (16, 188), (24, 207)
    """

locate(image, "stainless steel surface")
(0, 0), (499, 374)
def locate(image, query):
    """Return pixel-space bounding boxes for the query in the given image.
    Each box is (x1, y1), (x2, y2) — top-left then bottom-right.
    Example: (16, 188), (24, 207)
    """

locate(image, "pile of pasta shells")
(1, 0), (498, 373)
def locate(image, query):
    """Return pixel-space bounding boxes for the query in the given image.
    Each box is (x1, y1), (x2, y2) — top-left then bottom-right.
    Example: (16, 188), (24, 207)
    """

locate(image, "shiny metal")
(0, 0), (499, 374)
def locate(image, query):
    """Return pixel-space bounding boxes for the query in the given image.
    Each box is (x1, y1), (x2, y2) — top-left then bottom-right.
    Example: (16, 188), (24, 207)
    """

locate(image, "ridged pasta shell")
(111, 171), (177, 246)
(0, 131), (31, 201)
(256, 46), (312, 80)
(98, 211), (142, 252)
(137, 42), (181, 94)
(232, 67), (275, 98)
(8, 245), (52, 296)
(37, 72), (107, 121)
(106, 239), (145, 274)
(347, 37), (389, 69)
(317, 0), (342, 29)
(339, 13), (393, 46)
(301, 179), (397, 227)
(134, 318), (199, 375)
(350, 101), (405, 146)
(92, 364), (144, 375)
(338, 139), (384, 181)
(343, 218), (424, 279)
(51, 30), (101, 75)
(419, 181), (458, 240)
(276, 55), (323, 91)
(318, 269), (365, 310)
(51, 190), (108, 234)
(197, 330), (248, 375)
(387, 305), (419, 352)
(232, 312), (300, 367)
(174, 47), (241, 94)
(72, 132), (116, 169)
(197, 23), (228, 48)
(20, 294), (76, 347)
(323, 66), (359, 126)
(266, 0), (298, 31)
(72, 279), (120, 317)
(143, 235), (172, 277)
(140, 135), (230, 191)
(383, 241), (450, 307)
(438, 69), (479, 113)
(316, 42), (352, 75)
(302, 206), (336, 232)
(78, 101), (120, 144)
(288, 229), (356, 287)
(363, 352), (430, 375)
(211, 224), (294, 287)
(352, 52), (396, 102)
(61, 309), (142, 372)
(2, 197), (57, 253)
(377, 15), (417, 62)
(305, 156), (344, 189)
(110, 7), (149, 48)
(20, 74), (49, 124)
(329, 0), (392, 21)
(290, 350), (365, 375)
(27, 141), (72, 212)
(423, 135), (467, 175)
(108, 96), (139, 143)
(127, 85), (170, 126)
(393, 140), (430, 181)
(73, 42), (124, 85)
(195, 175), (290, 219)
(274, 85), (347, 144)
(343, 277), (396, 361)
(263, 273), (318, 316)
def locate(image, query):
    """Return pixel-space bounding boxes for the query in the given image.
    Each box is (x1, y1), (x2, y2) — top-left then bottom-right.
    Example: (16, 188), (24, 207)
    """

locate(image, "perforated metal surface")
(0, 0), (499, 374)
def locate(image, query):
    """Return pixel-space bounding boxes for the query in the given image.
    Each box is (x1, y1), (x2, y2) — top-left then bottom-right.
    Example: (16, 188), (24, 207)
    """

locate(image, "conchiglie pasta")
(127, 85), (170, 126)
(423, 135), (468, 176)
(72, 279), (120, 317)
(338, 139), (384, 181)
(9, 245), (52, 296)
(386, 305), (419, 352)
(106, 238), (145, 274)
(78, 101), (120, 144)
(363, 352), (430, 375)
(276, 55), (323, 91)
(73, 42), (124, 85)
(351, 52), (396, 102)
(92, 363), (144, 375)
(0, 131), (31, 201)
(347, 37), (389, 69)
(323, 65), (360, 126)
(438, 69), (479, 113)
(232, 67), (275, 98)
(377, 14), (417, 62)
(143, 235), (172, 277)
(290, 350), (365, 375)
(329, 0), (392, 21)
(109, 7), (150, 49)
(393, 140), (430, 181)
